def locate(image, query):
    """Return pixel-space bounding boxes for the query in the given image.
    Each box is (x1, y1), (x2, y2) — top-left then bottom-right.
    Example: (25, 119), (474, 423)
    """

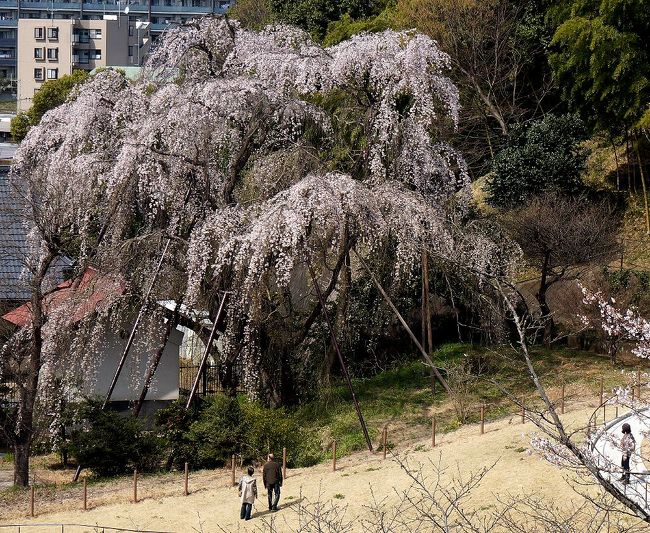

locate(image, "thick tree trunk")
(14, 440), (30, 486)
(13, 250), (54, 486)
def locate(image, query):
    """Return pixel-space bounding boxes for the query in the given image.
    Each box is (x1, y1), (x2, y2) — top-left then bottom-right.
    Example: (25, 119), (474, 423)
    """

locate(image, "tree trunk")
(14, 440), (30, 486)
(323, 252), (351, 385)
(634, 132), (650, 235)
(536, 252), (554, 345)
(13, 250), (54, 486)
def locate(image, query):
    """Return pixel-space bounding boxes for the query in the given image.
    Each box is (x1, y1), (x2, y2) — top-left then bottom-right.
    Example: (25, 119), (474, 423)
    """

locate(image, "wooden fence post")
(561, 383), (565, 414)
(603, 403), (606, 423)
(432, 416), (436, 448)
(231, 455), (236, 487)
(382, 427), (388, 460)
(29, 485), (34, 517)
(133, 470), (138, 503)
(282, 447), (287, 481)
(83, 478), (87, 511)
(521, 397), (525, 424)
(616, 405), (619, 418)
(332, 440), (337, 472)
(600, 376), (604, 406)
(480, 405), (485, 435)
(184, 462), (189, 496)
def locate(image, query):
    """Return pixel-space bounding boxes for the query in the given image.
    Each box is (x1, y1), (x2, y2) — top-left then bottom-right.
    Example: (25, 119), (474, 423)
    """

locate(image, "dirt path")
(0, 404), (617, 532)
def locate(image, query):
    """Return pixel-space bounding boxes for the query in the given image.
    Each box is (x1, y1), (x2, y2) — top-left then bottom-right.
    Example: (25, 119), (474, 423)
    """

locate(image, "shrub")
(486, 113), (587, 208)
(157, 396), (302, 469)
(68, 399), (163, 477)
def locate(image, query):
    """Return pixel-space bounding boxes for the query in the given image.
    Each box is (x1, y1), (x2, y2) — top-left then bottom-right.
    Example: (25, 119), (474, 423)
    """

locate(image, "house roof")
(0, 167), (31, 301)
(2, 267), (123, 327)
(0, 165), (72, 303)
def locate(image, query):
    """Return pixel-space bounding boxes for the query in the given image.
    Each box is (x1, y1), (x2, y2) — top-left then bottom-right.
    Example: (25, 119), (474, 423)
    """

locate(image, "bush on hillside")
(68, 399), (164, 477)
(156, 396), (303, 469)
(486, 113), (588, 208)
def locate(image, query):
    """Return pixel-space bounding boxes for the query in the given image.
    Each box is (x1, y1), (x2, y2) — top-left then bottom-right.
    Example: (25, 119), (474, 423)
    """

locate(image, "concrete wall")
(85, 326), (182, 402)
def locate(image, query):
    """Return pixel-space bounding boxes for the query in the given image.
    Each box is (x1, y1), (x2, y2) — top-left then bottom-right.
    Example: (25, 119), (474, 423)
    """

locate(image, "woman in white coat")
(238, 466), (258, 520)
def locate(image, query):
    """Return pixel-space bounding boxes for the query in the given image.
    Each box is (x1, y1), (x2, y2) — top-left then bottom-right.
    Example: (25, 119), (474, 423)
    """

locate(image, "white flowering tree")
(3, 17), (511, 484)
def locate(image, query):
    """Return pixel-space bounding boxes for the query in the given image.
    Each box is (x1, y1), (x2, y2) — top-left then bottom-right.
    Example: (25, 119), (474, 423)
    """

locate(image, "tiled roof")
(0, 166), (70, 302)
(0, 167), (31, 301)
(3, 267), (124, 327)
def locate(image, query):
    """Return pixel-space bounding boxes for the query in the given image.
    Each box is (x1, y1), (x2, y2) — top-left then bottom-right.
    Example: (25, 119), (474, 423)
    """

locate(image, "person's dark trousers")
(622, 455), (631, 481)
(267, 483), (281, 510)
(240, 502), (253, 520)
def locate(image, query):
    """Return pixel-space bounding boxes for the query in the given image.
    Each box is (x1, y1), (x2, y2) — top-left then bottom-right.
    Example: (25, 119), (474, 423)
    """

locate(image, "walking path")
(592, 407), (650, 507)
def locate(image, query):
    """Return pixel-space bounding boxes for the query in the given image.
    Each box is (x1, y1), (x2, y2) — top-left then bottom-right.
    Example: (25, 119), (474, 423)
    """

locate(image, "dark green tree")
(269, 0), (385, 39)
(549, 0), (649, 132)
(486, 113), (587, 208)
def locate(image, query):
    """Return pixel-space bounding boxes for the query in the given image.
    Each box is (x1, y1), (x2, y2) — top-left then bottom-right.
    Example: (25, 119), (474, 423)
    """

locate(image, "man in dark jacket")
(262, 453), (283, 511)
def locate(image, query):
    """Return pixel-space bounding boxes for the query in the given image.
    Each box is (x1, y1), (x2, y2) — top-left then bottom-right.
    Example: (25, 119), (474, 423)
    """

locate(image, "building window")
(47, 68), (58, 80)
(34, 27), (45, 39)
(47, 47), (58, 60)
(33, 68), (43, 81)
(128, 45), (133, 57)
(89, 28), (102, 39)
(73, 29), (89, 43)
(128, 25), (134, 36)
(47, 27), (58, 40)
(91, 49), (101, 60)
(33, 47), (44, 60)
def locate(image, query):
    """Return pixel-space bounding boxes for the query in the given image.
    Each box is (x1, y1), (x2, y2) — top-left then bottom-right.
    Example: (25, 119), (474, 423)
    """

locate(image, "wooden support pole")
(432, 416), (436, 448)
(521, 397), (525, 424)
(282, 447), (287, 481)
(231, 455), (236, 487)
(184, 463), (189, 496)
(480, 404), (485, 435)
(632, 386), (635, 401)
(186, 294), (228, 409)
(103, 239), (170, 410)
(29, 485), (34, 517)
(308, 261), (373, 452)
(382, 427), (388, 459)
(561, 383), (565, 414)
(353, 250), (451, 394)
(83, 478), (87, 510)
(616, 405), (619, 418)
(638, 369), (642, 399)
(332, 440), (337, 472)
(133, 470), (138, 503)
(603, 403), (606, 423)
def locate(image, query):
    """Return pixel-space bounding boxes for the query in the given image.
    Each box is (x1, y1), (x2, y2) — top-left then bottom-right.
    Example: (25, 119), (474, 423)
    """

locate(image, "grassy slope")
(289, 342), (642, 462)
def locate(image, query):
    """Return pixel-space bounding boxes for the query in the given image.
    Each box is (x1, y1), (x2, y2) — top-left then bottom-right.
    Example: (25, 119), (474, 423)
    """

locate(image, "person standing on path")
(620, 422), (636, 485)
(238, 466), (258, 521)
(263, 453), (283, 511)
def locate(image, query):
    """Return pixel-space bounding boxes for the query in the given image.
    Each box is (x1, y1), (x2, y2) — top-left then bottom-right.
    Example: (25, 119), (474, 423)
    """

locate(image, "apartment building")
(0, 0), (234, 82)
(17, 17), (149, 110)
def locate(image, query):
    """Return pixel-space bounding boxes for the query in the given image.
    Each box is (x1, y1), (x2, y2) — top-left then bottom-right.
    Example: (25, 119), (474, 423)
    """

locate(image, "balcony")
(0, 57), (15, 66)
(0, 20), (17, 28)
(0, 37), (15, 46)
(0, 1), (17, 7)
